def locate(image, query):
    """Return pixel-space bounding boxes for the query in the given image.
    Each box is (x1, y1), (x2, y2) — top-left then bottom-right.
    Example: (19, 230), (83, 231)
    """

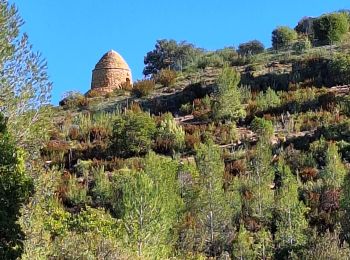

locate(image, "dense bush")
(131, 79), (155, 97)
(237, 40), (265, 56)
(295, 17), (315, 37)
(0, 114), (32, 259)
(154, 113), (185, 154)
(272, 26), (298, 50)
(196, 53), (225, 69)
(292, 37), (312, 54)
(154, 69), (177, 88)
(313, 12), (349, 45)
(251, 117), (274, 138)
(255, 87), (281, 111)
(110, 110), (156, 157)
(328, 53), (350, 85)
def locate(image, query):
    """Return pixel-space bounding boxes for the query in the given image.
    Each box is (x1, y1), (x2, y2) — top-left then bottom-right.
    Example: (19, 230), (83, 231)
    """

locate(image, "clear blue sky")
(11, 0), (349, 104)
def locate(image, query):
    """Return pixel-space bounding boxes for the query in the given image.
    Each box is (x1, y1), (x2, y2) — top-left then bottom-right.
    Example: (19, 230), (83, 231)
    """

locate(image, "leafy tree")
(119, 152), (182, 258)
(143, 39), (203, 76)
(274, 159), (308, 258)
(212, 66), (246, 121)
(111, 110), (156, 157)
(313, 12), (349, 45)
(237, 40), (265, 56)
(295, 17), (315, 38)
(272, 26), (298, 50)
(0, 113), (32, 259)
(0, 1), (52, 154)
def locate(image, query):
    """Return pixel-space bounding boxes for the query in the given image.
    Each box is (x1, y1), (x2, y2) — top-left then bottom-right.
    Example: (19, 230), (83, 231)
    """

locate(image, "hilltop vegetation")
(3, 1), (350, 259)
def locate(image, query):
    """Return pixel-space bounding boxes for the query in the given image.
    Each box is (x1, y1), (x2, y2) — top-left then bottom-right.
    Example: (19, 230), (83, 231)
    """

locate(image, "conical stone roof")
(94, 50), (130, 71)
(90, 50), (132, 93)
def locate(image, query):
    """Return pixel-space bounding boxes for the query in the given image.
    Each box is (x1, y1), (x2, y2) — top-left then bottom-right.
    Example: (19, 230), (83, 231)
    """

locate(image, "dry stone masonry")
(91, 50), (132, 93)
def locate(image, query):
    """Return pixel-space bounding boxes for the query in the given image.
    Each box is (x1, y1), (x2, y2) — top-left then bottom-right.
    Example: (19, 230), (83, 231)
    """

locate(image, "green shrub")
(60, 91), (89, 109)
(313, 12), (349, 45)
(66, 174), (89, 205)
(293, 37), (312, 54)
(237, 40), (265, 56)
(154, 113), (185, 154)
(328, 53), (350, 84)
(154, 69), (177, 88)
(131, 79), (155, 97)
(180, 103), (193, 115)
(196, 53), (224, 69)
(251, 117), (274, 138)
(111, 110), (156, 157)
(272, 26), (298, 50)
(255, 87), (281, 111)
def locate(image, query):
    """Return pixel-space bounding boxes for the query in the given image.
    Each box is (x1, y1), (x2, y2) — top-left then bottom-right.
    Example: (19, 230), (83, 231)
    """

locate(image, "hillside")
(3, 4), (350, 259)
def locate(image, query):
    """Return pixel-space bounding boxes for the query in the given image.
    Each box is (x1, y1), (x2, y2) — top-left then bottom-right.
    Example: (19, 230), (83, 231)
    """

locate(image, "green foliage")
(238, 40), (265, 56)
(247, 135), (275, 224)
(255, 87), (281, 111)
(304, 229), (350, 259)
(119, 152), (182, 258)
(154, 113), (185, 154)
(154, 68), (177, 88)
(131, 79), (156, 97)
(111, 110), (156, 157)
(66, 174), (89, 205)
(193, 140), (239, 256)
(251, 117), (274, 138)
(92, 166), (114, 207)
(143, 39), (203, 75)
(47, 232), (127, 260)
(0, 1), (52, 155)
(329, 53), (350, 85)
(272, 26), (298, 50)
(320, 142), (346, 190)
(313, 12), (349, 44)
(212, 66), (246, 121)
(293, 37), (312, 54)
(196, 52), (225, 69)
(274, 159), (308, 258)
(0, 113), (32, 259)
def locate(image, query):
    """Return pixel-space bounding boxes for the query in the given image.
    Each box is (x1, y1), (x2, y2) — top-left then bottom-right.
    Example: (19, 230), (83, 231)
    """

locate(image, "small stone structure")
(91, 50), (132, 93)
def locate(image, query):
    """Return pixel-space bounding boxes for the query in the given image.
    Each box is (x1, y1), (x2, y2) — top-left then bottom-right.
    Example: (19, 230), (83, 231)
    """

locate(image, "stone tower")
(91, 50), (132, 92)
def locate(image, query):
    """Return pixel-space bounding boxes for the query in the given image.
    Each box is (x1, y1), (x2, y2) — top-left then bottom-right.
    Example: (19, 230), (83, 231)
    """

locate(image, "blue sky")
(12, 0), (349, 104)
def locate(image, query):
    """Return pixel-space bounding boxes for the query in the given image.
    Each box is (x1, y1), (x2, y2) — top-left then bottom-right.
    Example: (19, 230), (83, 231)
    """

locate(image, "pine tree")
(194, 140), (237, 257)
(120, 152), (182, 258)
(320, 142), (346, 190)
(248, 136), (275, 224)
(274, 159), (308, 258)
(212, 66), (246, 122)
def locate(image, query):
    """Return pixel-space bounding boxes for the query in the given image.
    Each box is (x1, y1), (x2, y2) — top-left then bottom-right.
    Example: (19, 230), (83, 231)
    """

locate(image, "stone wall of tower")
(91, 68), (132, 92)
